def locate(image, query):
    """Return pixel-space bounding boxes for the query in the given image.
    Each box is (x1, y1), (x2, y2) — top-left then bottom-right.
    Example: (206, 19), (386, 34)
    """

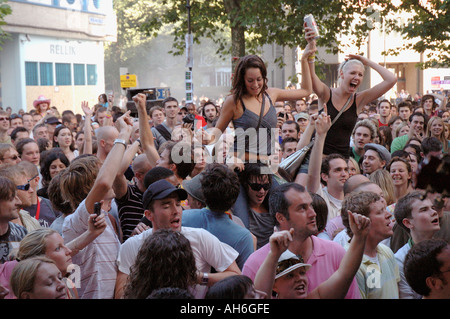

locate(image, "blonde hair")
(59, 155), (101, 210)
(337, 59), (365, 86)
(426, 116), (448, 153)
(0, 143), (15, 161)
(10, 256), (56, 299)
(16, 228), (58, 261)
(395, 121), (409, 137)
(369, 168), (396, 205)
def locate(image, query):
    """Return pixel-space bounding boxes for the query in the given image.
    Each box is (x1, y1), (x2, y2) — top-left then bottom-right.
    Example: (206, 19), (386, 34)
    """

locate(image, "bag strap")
(256, 93), (266, 130)
(330, 93), (354, 127)
(155, 123), (172, 141)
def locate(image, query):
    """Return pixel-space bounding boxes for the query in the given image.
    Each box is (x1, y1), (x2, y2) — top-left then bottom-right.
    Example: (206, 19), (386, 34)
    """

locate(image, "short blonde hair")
(16, 228), (58, 261)
(337, 59), (365, 86)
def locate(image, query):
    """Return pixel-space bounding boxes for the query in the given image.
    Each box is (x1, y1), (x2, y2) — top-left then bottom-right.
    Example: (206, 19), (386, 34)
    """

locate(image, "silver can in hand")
(304, 14), (320, 39)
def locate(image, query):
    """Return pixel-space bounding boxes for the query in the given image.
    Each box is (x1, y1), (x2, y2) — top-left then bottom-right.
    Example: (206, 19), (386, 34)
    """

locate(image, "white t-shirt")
(117, 226), (239, 298)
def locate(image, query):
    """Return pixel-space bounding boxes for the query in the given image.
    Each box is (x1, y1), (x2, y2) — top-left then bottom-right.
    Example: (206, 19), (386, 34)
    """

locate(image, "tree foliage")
(0, 0), (12, 48)
(130, 0), (448, 69)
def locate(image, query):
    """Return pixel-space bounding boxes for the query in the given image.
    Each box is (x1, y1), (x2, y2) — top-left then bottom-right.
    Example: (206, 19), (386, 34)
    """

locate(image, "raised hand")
(269, 228), (294, 258)
(81, 101), (93, 116)
(348, 211), (371, 239)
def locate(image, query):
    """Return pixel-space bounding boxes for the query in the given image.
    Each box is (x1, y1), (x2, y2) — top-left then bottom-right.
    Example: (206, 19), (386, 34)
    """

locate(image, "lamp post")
(185, 0), (193, 103)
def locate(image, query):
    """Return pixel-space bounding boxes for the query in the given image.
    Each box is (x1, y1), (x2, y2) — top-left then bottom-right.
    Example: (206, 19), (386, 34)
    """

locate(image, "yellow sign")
(120, 74), (137, 88)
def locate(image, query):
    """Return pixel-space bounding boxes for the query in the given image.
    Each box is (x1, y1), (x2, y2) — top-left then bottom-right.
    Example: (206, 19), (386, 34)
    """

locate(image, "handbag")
(278, 94), (354, 182)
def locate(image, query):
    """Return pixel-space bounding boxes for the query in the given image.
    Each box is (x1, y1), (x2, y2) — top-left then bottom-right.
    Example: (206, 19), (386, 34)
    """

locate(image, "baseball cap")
(143, 179), (188, 209)
(294, 112), (310, 122)
(44, 116), (61, 125)
(275, 250), (311, 279)
(364, 143), (391, 163)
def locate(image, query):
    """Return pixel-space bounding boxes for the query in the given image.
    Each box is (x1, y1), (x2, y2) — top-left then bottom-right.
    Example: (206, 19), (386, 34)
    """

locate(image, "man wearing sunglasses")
(0, 110), (11, 145)
(0, 144), (21, 165)
(0, 165), (40, 233)
(0, 176), (26, 265)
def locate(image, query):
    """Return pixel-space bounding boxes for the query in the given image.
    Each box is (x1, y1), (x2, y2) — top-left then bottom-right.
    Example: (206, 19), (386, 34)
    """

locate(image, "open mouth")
(431, 217), (439, 225)
(171, 217), (181, 228)
(349, 80), (358, 89)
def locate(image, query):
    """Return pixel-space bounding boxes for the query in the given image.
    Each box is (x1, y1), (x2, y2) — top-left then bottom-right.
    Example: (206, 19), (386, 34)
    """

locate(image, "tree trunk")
(223, 0), (245, 74)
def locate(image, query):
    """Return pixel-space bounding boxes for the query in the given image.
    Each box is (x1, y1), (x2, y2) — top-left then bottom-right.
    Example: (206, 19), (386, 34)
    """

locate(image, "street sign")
(120, 74), (137, 88)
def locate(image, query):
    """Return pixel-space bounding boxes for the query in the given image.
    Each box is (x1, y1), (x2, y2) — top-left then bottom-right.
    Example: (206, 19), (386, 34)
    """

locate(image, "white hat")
(275, 250), (311, 279)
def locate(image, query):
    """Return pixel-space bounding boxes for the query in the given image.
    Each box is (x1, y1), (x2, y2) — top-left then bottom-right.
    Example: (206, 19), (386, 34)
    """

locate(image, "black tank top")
(323, 89), (358, 158)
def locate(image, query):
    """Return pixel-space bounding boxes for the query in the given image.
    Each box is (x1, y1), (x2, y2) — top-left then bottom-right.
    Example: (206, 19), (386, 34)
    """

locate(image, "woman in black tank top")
(303, 26), (397, 159)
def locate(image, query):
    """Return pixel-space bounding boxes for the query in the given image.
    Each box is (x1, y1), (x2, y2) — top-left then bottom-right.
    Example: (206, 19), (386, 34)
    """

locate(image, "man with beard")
(202, 101), (219, 130)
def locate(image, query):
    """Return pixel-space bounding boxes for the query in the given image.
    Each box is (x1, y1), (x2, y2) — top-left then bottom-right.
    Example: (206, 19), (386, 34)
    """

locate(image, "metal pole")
(185, 0), (193, 103)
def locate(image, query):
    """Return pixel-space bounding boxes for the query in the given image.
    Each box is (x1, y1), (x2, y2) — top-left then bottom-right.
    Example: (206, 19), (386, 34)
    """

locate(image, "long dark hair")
(124, 229), (197, 299)
(40, 148), (70, 187)
(231, 55), (268, 104)
(52, 125), (75, 151)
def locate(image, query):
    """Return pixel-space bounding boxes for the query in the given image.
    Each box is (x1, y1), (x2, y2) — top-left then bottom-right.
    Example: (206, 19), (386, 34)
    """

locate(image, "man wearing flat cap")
(362, 143), (391, 176)
(115, 178), (241, 299)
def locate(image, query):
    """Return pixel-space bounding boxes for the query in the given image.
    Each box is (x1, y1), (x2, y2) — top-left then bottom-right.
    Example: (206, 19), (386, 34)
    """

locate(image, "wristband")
(114, 139), (127, 147)
(201, 272), (209, 286)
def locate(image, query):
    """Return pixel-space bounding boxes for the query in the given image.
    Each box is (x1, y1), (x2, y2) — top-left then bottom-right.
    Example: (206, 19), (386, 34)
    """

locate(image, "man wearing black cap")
(44, 116), (61, 140)
(115, 179), (241, 299)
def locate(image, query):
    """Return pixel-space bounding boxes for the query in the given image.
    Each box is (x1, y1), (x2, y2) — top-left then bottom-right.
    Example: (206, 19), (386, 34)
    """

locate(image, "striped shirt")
(115, 184), (145, 241)
(62, 199), (121, 299)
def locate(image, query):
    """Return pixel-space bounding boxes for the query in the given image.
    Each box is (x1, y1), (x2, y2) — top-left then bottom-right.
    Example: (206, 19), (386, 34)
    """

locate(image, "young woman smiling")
(387, 157), (414, 202)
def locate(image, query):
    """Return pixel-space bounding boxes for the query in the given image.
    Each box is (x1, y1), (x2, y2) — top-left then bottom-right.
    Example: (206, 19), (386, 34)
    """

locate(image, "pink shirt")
(242, 235), (361, 299)
(0, 260), (18, 299)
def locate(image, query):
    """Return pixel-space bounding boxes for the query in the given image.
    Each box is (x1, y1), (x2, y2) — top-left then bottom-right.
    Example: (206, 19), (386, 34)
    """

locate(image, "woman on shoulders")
(214, 42), (315, 162)
(304, 26), (397, 158)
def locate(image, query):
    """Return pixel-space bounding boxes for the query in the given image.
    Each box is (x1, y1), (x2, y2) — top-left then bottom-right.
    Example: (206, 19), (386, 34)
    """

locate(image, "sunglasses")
(248, 182), (271, 191)
(16, 183), (30, 191)
(0, 117), (9, 121)
(4, 155), (19, 161)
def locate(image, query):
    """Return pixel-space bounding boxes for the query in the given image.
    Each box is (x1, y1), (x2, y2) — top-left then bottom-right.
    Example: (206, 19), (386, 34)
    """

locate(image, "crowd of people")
(0, 29), (449, 300)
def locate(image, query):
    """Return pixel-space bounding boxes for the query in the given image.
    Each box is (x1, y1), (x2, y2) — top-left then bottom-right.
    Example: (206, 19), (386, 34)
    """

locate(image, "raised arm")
(85, 112), (133, 214)
(308, 211), (370, 299)
(81, 101), (93, 155)
(66, 212), (107, 256)
(254, 229), (294, 297)
(304, 27), (330, 103)
(133, 93), (160, 167)
(306, 107), (331, 193)
(352, 54), (397, 112)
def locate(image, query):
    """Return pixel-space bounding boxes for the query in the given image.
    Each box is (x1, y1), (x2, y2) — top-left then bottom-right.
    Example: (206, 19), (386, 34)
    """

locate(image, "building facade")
(0, 0), (116, 114)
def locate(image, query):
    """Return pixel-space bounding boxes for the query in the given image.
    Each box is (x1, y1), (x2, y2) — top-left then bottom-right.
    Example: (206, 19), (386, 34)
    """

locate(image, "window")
(87, 64), (97, 85)
(40, 62), (53, 86)
(74, 64), (86, 85)
(25, 62), (38, 86)
(55, 63), (71, 85)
